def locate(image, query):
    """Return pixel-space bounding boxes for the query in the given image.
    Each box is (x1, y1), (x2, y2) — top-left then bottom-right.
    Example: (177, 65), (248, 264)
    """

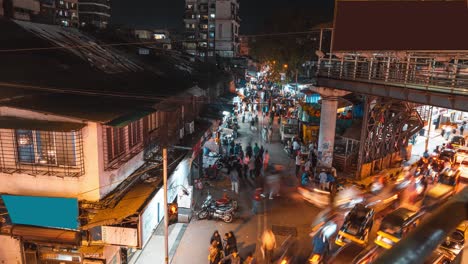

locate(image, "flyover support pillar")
(308, 87), (350, 168)
(317, 97), (339, 168)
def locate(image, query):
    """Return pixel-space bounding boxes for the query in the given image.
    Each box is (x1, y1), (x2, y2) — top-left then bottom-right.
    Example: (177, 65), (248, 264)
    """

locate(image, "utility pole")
(163, 147), (169, 264)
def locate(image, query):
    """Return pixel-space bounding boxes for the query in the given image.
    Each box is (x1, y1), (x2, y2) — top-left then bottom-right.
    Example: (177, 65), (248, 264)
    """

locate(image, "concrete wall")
(215, 0), (231, 19)
(0, 235), (22, 264)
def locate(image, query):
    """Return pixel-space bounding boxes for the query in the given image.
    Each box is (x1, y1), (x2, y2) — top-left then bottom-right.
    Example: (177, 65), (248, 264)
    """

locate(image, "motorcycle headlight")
(309, 254), (321, 263)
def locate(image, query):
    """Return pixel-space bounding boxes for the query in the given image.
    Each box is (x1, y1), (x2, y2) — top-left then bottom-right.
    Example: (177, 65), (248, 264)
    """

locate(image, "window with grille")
(128, 121), (142, 148)
(0, 129), (84, 177)
(16, 130), (77, 166)
(106, 127), (125, 162)
(103, 120), (146, 170)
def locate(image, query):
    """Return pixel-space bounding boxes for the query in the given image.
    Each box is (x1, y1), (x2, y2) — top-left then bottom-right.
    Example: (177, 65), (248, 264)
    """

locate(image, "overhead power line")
(0, 29), (331, 53)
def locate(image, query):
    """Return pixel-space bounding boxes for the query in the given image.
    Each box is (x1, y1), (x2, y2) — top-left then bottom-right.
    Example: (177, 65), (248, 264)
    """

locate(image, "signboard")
(102, 226), (138, 247)
(333, 1), (468, 51)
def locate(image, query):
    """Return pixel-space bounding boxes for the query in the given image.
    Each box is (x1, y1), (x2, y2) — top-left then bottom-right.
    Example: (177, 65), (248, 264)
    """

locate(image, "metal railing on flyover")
(373, 186), (468, 264)
(317, 53), (468, 96)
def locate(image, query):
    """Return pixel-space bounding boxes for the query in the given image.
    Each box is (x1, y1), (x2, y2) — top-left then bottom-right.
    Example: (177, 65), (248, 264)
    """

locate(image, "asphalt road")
(172, 110), (322, 263)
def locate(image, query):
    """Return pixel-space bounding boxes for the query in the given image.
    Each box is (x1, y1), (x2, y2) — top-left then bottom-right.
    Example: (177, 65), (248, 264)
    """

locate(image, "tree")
(249, 8), (332, 81)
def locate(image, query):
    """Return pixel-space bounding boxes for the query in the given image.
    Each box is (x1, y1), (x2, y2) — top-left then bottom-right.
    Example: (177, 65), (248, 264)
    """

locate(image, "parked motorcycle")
(197, 194), (235, 223)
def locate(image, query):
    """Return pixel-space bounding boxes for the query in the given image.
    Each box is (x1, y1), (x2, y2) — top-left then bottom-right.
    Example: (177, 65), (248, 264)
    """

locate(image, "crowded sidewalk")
(171, 93), (321, 264)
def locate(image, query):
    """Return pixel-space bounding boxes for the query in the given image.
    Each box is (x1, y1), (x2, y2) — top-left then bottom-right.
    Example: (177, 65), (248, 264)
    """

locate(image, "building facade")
(183, 0), (239, 59)
(78, 0), (110, 28)
(0, 92), (216, 264)
(239, 35), (249, 56)
(0, 18), (230, 264)
(1, 0), (78, 27)
(134, 28), (172, 50)
(214, 0), (239, 58)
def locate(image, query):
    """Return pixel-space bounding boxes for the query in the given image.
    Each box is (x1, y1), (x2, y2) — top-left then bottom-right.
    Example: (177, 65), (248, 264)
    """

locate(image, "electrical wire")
(0, 29), (330, 53)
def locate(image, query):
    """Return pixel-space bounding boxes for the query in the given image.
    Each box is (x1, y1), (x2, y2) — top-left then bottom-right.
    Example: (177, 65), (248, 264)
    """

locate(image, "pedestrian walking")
(223, 233), (230, 256)
(211, 231), (223, 252)
(253, 143), (260, 157)
(267, 127), (273, 143)
(259, 146), (264, 160)
(209, 240), (222, 264)
(319, 169), (327, 190)
(252, 188), (263, 214)
(460, 122), (465, 135)
(248, 157), (255, 179)
(242, 114), (245, 123)
(266, 173), (281, 199)
(219, 249), (241, 264)
(295, 154), (302, 177)
(246, 144), (253, 158)
(263, 150), (270, 171)
(293, 139), (301, 155)
(227, 231), (237, 254)
(326, 171), (335, 192)
(234, 143), (240, 156)
(304, 159), (311, 174)
(229, 169), (239, 194)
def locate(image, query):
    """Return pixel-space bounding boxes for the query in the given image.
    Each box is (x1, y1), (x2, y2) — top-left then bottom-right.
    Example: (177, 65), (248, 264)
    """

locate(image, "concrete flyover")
(317, 77), (468, 112)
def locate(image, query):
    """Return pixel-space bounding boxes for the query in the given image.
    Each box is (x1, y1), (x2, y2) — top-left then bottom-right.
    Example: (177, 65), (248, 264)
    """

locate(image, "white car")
(459, 157), (468, 179)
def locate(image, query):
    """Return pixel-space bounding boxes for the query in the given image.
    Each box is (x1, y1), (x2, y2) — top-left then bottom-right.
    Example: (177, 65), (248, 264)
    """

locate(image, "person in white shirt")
(293, 140), (300, 152)
(319, 170), (328, 190)
(295, 155), (302, 177)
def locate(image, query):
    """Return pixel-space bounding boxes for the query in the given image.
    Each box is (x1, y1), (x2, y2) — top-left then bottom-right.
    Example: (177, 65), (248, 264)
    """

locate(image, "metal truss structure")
(357, 96), (423, 171)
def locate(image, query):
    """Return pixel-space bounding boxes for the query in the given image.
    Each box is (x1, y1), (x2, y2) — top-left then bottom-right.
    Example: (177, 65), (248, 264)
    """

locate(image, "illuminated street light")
(283, 64), (288, 69)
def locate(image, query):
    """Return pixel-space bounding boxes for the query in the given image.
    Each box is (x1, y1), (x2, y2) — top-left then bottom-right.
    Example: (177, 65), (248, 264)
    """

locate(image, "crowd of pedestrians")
(208, 230), (255, 264)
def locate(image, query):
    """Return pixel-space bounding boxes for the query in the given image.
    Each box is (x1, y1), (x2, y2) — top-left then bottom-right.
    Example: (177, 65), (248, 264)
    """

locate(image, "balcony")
(317, 53), (468, 97)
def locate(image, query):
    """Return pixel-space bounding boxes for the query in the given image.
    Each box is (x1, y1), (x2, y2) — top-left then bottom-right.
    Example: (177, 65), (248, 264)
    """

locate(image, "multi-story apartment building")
(1, 0), (78, 27)
(214, 0), (239, 58)
(183, 0), (239, 59)
(1, 0), (40, 21)
(78, 0), (110, 28)
(239, 35), (249, 56)
(54, 0), (79, 27)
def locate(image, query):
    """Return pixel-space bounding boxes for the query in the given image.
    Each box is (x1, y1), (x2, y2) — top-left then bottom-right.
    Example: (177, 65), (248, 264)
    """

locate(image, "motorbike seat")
(216, 198), (229, 205)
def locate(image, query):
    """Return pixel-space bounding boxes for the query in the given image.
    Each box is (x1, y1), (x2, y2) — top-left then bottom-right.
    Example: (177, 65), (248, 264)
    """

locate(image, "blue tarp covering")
(1, 195), (79, 230)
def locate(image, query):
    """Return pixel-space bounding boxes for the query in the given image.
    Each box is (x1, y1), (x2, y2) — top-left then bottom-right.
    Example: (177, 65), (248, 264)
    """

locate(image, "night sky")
(111, 0), (333, 34)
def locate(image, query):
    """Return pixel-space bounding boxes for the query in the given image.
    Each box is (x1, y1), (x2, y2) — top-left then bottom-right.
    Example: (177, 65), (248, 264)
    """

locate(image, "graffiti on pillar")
(319, 141), (333, 167)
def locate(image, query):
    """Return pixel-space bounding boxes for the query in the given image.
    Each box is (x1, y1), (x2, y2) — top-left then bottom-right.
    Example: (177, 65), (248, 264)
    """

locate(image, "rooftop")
(0, 19), (230, 123)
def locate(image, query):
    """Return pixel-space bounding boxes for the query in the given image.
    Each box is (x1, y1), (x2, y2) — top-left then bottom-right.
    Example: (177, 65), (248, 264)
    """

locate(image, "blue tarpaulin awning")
(1, 195), (79, 230)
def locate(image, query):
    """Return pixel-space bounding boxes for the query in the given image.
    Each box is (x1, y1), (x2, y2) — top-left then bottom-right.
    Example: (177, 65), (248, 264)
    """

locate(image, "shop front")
(0, 195), (82, 264)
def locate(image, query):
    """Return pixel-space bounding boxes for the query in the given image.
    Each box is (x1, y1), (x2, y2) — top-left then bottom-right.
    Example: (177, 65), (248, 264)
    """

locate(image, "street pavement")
(137, 107), (466, 264)
(171, 110), (322, 263)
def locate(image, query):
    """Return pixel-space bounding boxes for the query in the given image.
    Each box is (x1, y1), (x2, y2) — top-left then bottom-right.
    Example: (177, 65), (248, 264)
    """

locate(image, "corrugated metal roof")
(82, 181), (159, 230)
